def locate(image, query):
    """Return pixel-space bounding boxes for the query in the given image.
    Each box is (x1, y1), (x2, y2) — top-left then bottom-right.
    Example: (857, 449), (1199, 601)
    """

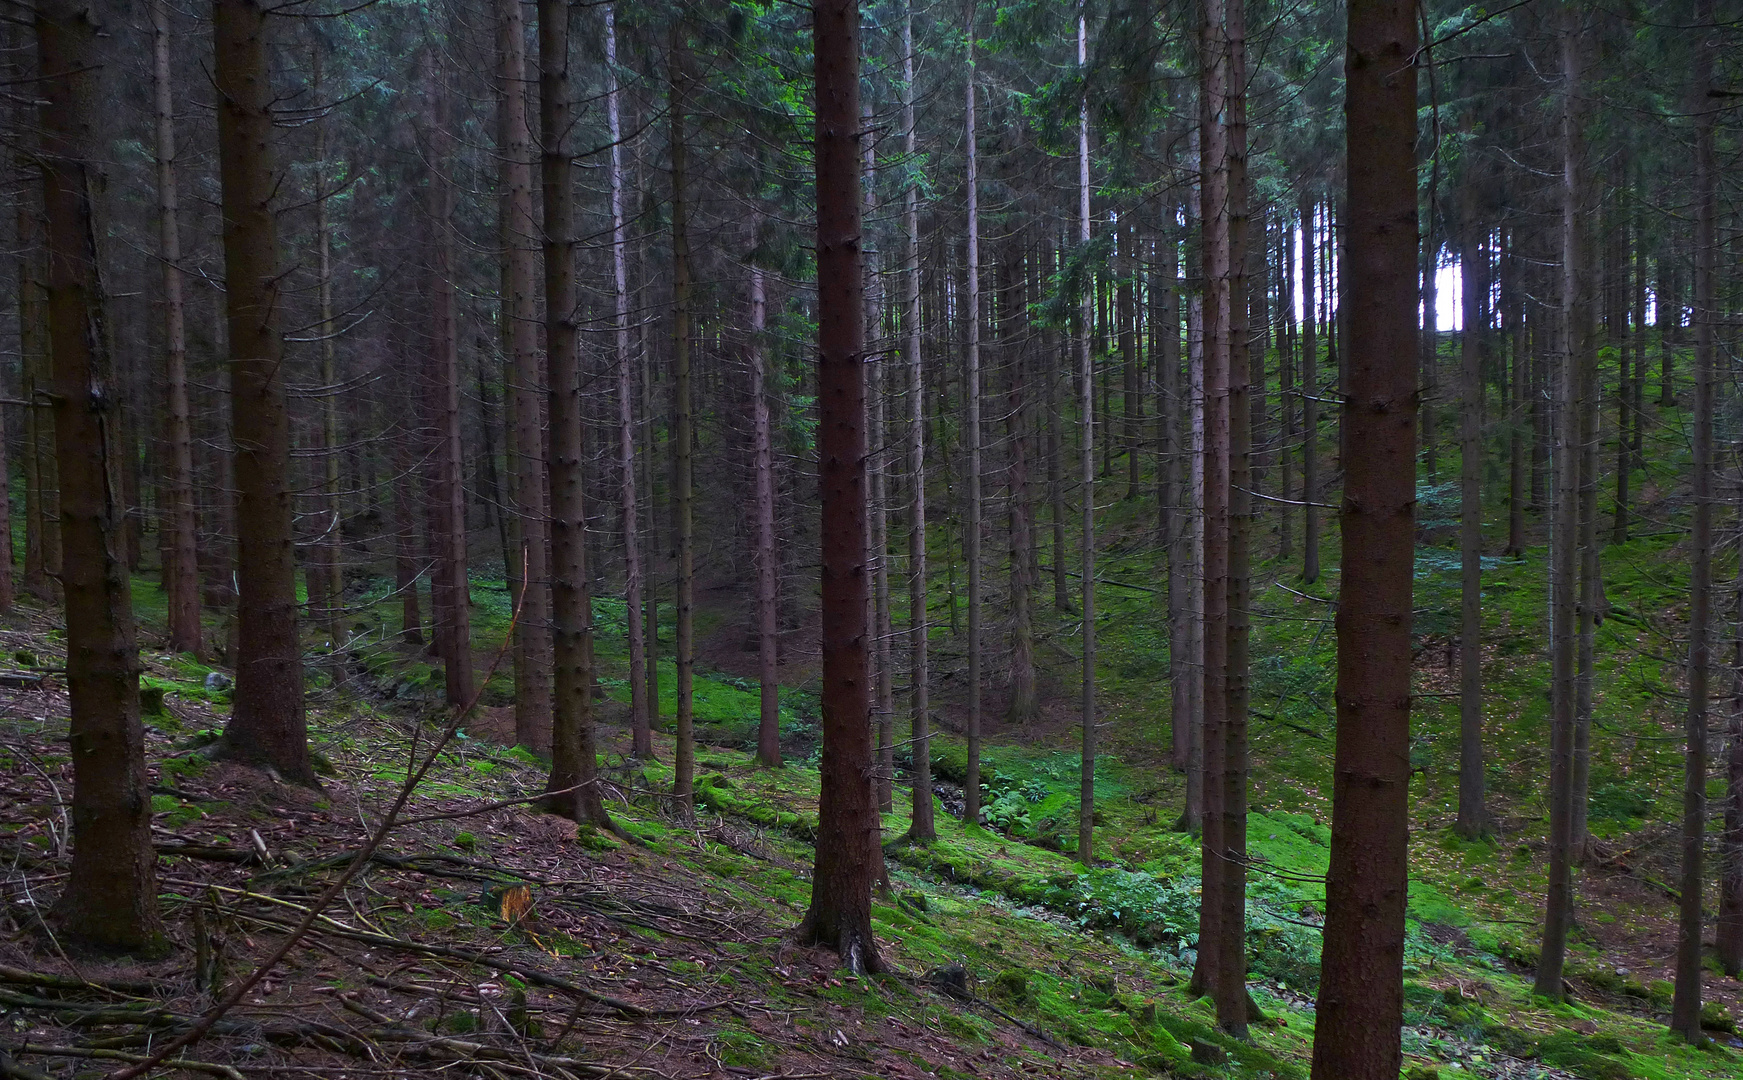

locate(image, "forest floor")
(1, 450), (1742, 1078)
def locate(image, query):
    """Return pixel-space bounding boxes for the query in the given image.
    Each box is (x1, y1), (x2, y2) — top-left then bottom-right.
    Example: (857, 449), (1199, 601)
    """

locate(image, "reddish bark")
(799, 0), (883, 975)
(1309, 2), (1418, 1076)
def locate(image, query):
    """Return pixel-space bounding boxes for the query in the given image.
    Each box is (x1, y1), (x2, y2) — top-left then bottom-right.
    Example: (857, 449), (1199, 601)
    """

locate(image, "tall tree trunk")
(1309, 3), (1417, 1074)
(15, 14), (54, 606)
(1505, 230), (1527, 557)
(424, 53), (473, 707)
(1163, 214), (1192, 776)
(799, 0), (883, 976)
(1121, 224), (1141, 501)
(866, 108), (894, 809)
(1007, 253), (1038, 726)
(669, 23), (696, 814)
(308, 45), (344, 664)
(498, 0), (551, 752)
(1723, 482), (1743, 977)
(1048, 249), (1070, 616)
(751, 257), (781, 768)
(607, 5), (651, 761)
(963, 22), (983, 830)
(1299, 193), (1320, 583)
(1075, 1), (1098, 868)
(1671, 0), (1715, 1039)
(38, 0), (164, 954)
(1185, 163), (1207, 832)
(1534, 5), (1590, 1000)
(1612, 208), (1632, 545)
(151, 0), (198, 654)
(902, 4), (934, 844)
(213, 0), (312, 785)
(1217, 0), (1252, 1034)
(539, 0), (613, 830)
(1457, 202), (1487, 838)
(1421, 227), (1438, 479)
(1194, 0), (1231, 999)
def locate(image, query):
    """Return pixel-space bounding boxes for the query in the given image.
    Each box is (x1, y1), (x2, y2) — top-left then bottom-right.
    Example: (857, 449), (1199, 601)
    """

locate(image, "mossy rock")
(1540, 1032), (1635, 1080)
(1405, 1068), (1441, 1080)
(1482, 1023), (1540, 1059)
(990, 968), (1036, 1006)
(140, 685), (169, 717)
(1701, 1000), (1736, 1033)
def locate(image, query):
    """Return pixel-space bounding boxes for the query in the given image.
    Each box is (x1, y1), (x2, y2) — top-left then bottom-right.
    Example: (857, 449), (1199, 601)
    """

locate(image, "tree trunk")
(1723, 486), (1743, 977)
(963, 25), (983, 830)
(669, 23), (696, 814)
(1299, 193), (1320, 584)
(1670, 0), (1715, 1039)
(1076, 2), (1098, 868)
(1121, 224), (1141, 501)
(1218, 0), (1252, 1034)
(37, 0), (164, 955)
(1505, 229), (1527, 557)
(151, 0), (198, 654)
(497, 0), (551, 752)
(799, 0), (883, 976)
(213, 0), (312, 785)
(866, 110), (894, 810)
(607, 5), (650, 761)
(539, 0), (613, 830)
(1185, 165), (1206, 832)
(1309, 3), (1417, 1074)
(1457, 201), (1487, 838)
(1421, 226), (1438, 480)
(1163, 212), (1192, 775)
(1534, 5), (1589, 1001)
(1006, 252), (1038, 726)
(15, 17), (54, 606)
(424, 52), (473, 708)
(751, 258), (781, 768)
(902, 4), (934, 845)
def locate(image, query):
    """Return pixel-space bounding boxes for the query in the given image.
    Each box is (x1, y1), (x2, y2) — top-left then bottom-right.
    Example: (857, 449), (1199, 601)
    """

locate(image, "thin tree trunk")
(1279, 216), (1296, 559)
(1299, 193), (1320, 583)
(1194, 0), (1231, 1000)
(1670, 0), (1715, 1038)
(1076, 1), (1098, 868)
(607, 5), (650, 761)
(213, 0), (312, 785)
(539, 0), (613, 830)
(866, 109), (894, 810)
(38, 0), (164, 954)
(1218, 0), (1251, 1033)
(1722, 474), (1743, 977)
(151, 0), (197, 653)
(1007, 252), (1037, 726)
(1457, 203), (1487, 838)
(1421, 228), (1438, 480)
(15, 19), (53, 606)
(903, 3), (933, 844)
(1535, 5), (1590, 1000)
(751, 258), (780, 768)
(497, 0), (551, 752)
(424, 53), (473, 707)
(1506, 230), (1527, 557)
(1121, 224), (1141, 501)
(669, 23), (696, 814)
(799, 0), (883, 976)
(1163, 215), (1191, 776)
(1309, 3), (1417, 1074)
(963, 23), (983, 830)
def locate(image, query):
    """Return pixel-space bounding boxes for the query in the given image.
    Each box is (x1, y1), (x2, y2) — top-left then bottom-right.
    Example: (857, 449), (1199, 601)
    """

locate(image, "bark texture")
(799, 0), (884, 975)
(1309, 3), (1417, 1075)
(213, 0), (313, 785)
(39, 0), (165, 954)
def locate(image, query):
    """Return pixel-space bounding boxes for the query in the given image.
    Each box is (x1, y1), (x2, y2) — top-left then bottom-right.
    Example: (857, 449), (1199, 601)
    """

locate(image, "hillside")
(0, 473), (1739, 1080)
